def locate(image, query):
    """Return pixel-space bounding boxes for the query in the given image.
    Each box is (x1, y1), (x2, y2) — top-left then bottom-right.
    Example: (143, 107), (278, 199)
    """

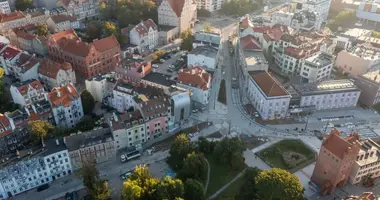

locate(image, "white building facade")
(38, 60), (76, 90)
(196, 0), (224, 12)
(111, 81), (135, 113)
(177, 67), (211, 105)
(129, 19), (158, 53)
(10, 80), (45, 106)
(300, 52), (334, 83)
(85, 73), (116, 102)
(187, 45), (217, 71)
(158, 0), (197, 34)
(292, 0), (331, 21)
(0, 0), (11, 14)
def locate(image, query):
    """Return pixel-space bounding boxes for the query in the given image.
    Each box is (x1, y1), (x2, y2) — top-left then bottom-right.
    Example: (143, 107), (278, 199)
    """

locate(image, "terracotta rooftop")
(240, 17), (252, 29)
(0, 114), (12, 137)
(39, 59), (72, 79)
(139, 97), (169, 118)
(167, 0), (185, 17)
(249, 71), (289, 97)
(50, 29), (79, 43)
(252, 26), (270, 33)
(323, 128), (360, 159)
(16, 79), (43, 96)
(15, 53), (39, 72)
(178, 66), (211, 91)
(133, 19), (158, 37)
(92, 35), (120, 52)
(0, 11), (25, 23)
(240, 35), (262, 51)
(48, 84), (79, 108)
(111, 110), (144, 131)
(263, 24), (288, 42)
(344, 192), (375, 200)
(0, 46), (21, 60)
(15, 30), (37, 40)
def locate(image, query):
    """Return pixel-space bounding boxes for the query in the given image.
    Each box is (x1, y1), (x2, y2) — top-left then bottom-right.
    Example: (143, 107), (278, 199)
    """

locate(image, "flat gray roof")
(292, 79), (361, 96)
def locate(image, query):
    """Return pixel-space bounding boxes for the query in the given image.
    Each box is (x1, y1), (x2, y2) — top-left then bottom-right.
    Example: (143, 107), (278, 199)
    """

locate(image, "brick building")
(47, 29), (121, 78)
(311, 128), (361, 195)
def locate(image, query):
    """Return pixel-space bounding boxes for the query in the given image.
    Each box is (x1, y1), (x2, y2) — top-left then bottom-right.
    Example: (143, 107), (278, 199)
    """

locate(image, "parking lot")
(152, 51), (187, 78)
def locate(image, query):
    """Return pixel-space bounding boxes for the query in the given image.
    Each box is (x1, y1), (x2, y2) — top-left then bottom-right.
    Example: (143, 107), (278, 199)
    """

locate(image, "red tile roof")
(167, 0), (185, 17)
(92, 35), (120, 52)
(178, 66), (211, 91)
(16, 53), (39, 72)
(143, 19), (158, 31)
(249, 71), (289, 97)
(0, 11), (25, 23)
(323, 129), (360, 159)
(39, 59), (72, 79)
(139, 97), (169, 118)
(240, 35), (262, 51)
(252, 26), (270, 33)
(0, 114), (12, 137)
(0, 46), (21, 60)
(48, 84), (79, 107)
(17, 80), (43, 96)
(15, 30), (37, 40)
(61, 38), (91, 57)
(344, 192), (375, 200)
(50, 29), (79, 43)
(263, 24), (288, 42)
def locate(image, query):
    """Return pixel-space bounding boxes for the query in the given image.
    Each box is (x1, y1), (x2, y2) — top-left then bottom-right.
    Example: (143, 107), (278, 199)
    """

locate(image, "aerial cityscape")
(0, 0), (379, 199)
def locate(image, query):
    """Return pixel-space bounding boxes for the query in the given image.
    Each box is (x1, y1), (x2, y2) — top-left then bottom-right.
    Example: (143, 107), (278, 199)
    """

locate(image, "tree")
(154, 176), (184, 200)
(15, 0), (34, 11)
(80, 90), (95, 114)
(180, 29), (194, 51)
(184, 179), (206, 200)
(151, 49), (165, 61)
(35, 24), (49, 37)
(203, 24), (212, 32)
(76, 115), (96, 132)
(167, 134), (196, 170)
(0, 78), (17, 113)
(92, 180), (112, 200)
(104, 21), (117, 36)
(327, 10), (356, 32)
(0, 68), (4, 78)
(81, 159), (100, 192)
(28, 120), (54, 144)
(198, 137), (215, 154)
(372, 31), (380, 39)
(255, 168), (304, 200)
(236, 167), (261, 200)
(86, 21), (102, 41)
(213, 137), (245, 170)
(177, 152), (207, 182)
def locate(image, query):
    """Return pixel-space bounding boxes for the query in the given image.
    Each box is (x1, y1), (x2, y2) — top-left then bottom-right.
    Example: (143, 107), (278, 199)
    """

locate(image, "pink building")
(115, 58), (152, 83)
(137, 97), (170, 139)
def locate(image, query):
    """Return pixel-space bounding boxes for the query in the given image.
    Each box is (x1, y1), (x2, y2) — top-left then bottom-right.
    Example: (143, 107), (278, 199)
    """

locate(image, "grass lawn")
(218, 80), (227, 105)
(372, 103), (380, 113)
(205, 155), (242, 197)
(213, 175), (245, 200)
(256, 139), (315, 172)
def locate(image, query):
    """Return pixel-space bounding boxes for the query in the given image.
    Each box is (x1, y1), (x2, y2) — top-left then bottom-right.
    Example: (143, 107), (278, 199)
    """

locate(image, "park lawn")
(205, 155), (242, 197)
(213, 175), (245, 200)
(256, 139), (315, 172)
(218, 80), (227, 105)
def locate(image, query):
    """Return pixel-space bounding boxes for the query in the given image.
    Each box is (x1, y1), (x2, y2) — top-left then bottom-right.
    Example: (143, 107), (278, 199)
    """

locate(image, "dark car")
(37, 184), (49, 192)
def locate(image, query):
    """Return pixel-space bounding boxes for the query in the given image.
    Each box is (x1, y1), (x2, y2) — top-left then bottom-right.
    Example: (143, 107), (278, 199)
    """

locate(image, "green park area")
(256, 139), (315, 172)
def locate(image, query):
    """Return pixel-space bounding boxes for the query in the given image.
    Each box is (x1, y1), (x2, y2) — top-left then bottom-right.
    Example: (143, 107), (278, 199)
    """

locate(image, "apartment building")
(85, 73), (116, 102)
(247, 71), (291, 120)
(335, 38), (380, 77)
(48, 30), (121, 78)
(311, 129), (361, 195)
(7, 28), (48, 56)
(136, 96), (170, 139)
(110, 80), (135, 113)
(57, 0), (101, 20)
(333, 28), (371, 50)
(65, 128), (116, 170)
(355, 70), (380, 107)
(188, 45), (218, 71)
(196, 0), (224, 12)
(38, 59), (76, 90)
(0, 0), (10, 14)
(193, 31), (221, 48)
(291, 0), (331, 21)
(110, 111), (146, 150)
(238, 35), (268, 72)
(177, 66), (211, 105)
(0, 138), (72, 199)
(158, 0), (197, 34)
(291, 80), (361, 111)
(0, 47), (39, 81)
(10, 79), (45, 106)
(129, 19), (158, 53)
(46, 14), (79, 32)
(271, 31), (333, 76)
(350, 139), (380, 184)
(115, 58), (152, 83)
(0, 11), (26, 33)
(300, 52), (334, 83)
(47, 84), (83, 129)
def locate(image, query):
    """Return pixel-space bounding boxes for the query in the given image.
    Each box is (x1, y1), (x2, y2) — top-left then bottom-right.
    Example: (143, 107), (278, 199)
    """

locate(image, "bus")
(121, 150), (141, 163)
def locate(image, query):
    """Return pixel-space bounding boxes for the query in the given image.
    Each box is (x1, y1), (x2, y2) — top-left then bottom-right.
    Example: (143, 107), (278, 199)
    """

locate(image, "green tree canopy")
(35, 24), (49, 37)
(198, 137), (215, 154)
(80, 90), (95, 114)
(221, 0), (257, 16)
(81, 159), (100, 192)
(236, 167), (261, 200)
(167, 134), (196, 170)
(86, 21), (103, 41)
(203, 24), (212, 32)
(213, 137), (245, 170)
(184, 179), (206, 200)
(28, 120), (54, 144)
(255, 168), (304, 200)
(327, 10), (356, 32)
(15, 0), (34, 11)
(154, 176), (184, 200)
(0, 78), (17, 113)
(92, 180), (112, 200)
(177, 152), (207, 183)
(180, 29), (194, 51)
(0, 68), (4, 78)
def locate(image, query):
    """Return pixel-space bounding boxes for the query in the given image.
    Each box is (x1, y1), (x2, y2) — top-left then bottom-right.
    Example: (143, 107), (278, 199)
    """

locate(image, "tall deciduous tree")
(327, 10), (356, 32)
(80, 90), (95, 114)
(184, 179), (206, 200)
(180, 29), (194, 51)
(15, 0), (34, 11)
(177, 152), (207, 182)
(28, 120), (54, 144)
(81, 159), (100, 192)
(213, 137), (245, 170)
(36, 24), (49, 37)
(203, 24), (212, 32)
(255, 168), (304, 200)
(167, 134), (196, 170)
(92, 180), (112, 200)
(236, 167), (261, 200)
(86, 21), (102, 41)
(154, 176), (184, 200)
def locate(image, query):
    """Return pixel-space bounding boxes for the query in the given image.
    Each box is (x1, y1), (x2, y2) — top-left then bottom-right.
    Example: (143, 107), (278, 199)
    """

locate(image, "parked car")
(37, 184), (49, 192)
(121, 171), (132, 180)
(152, 64), (159, 68)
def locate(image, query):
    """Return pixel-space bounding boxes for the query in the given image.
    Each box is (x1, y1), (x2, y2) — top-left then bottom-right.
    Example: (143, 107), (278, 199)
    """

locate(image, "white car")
(152, 64), (159, 68)
(169, 65), (175, 69)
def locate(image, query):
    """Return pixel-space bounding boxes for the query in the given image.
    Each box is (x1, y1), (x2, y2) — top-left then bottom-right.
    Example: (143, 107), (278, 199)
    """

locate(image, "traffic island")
(217, 80), (227, 105)
(256, 139), (316, 173)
